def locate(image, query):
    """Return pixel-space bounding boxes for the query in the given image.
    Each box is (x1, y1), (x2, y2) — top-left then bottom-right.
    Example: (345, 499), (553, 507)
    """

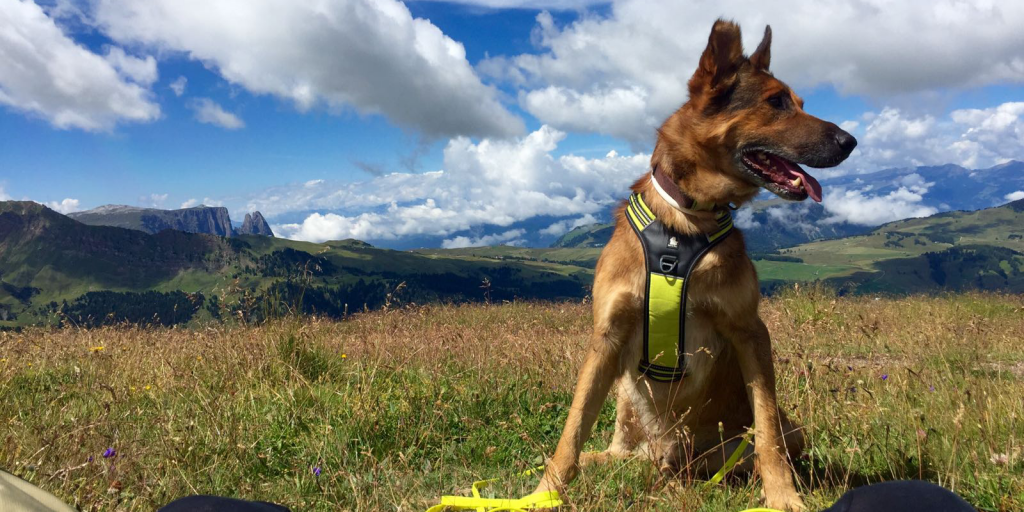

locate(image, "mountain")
(238, 211), (274, 236)
(70, 204), (236, 237)
(764, 198), (1024, 294)
(822, 160), (1024, 211)
(551, 202), (870, 252)
(0, 201), (591, 327)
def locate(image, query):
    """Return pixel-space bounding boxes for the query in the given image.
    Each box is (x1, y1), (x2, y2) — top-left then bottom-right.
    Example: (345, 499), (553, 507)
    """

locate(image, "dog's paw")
(764, 488), (806, 512)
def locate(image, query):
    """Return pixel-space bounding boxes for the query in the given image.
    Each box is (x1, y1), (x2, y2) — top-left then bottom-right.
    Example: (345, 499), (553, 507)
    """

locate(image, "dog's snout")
(835, 130), (857, 156)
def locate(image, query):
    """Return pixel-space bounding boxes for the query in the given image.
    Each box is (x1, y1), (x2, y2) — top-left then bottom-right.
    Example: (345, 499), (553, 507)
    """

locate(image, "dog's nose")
(835, 130), (857, 155)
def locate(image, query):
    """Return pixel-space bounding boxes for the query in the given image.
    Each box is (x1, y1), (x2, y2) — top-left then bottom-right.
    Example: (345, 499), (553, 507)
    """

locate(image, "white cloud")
(539, 214), (598, 236)
(169, 75), (187, 96)
(0, 0), (160, 131)
(442, 229), (527, 249)
(733, 208), (760, 229)
(1006, 191), (1024, 202)
(268, 125), (649, 242)
(103, 46), (158, 85)
(827, 102), (1024, 176)
(520, 85), (654, 147)
(823, 186), (938, 226)
(140, 193), (168, 208)
(418, 0), (605, 8)
(0, 185), (11, 201)
(44, 198), (81, 214)
(483, 1), (1024, 141)
(190, 98), (244, 129)
(92, 0), (523, 138)
(181, 197), (223, 208)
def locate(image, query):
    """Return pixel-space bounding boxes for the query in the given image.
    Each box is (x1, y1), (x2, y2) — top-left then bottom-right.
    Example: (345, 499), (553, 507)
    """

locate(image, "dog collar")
(650, 165), (720, 213)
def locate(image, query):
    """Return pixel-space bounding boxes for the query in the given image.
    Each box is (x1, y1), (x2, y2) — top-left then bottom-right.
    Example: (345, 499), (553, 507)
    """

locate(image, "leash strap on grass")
(705, 424), (754, 487)
(425, 466), (563, 512)
(427, 426), (753, 511)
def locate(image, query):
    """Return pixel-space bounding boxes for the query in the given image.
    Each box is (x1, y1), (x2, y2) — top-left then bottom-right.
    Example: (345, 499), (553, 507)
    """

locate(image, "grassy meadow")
(1, 289), (1022, 511)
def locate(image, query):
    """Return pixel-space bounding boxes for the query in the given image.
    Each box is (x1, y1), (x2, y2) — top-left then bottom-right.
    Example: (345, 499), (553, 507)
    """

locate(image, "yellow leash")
(425, 466), (562, 512)
(426, 426), (764, 511)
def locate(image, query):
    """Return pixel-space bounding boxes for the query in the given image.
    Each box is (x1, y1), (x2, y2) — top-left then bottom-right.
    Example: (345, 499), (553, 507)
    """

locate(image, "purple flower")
(87, 456), (94, 463)
(312, 466), (321, 477)
(881, 374), (888, 381)
(103, 448), (116, 459)
(929, 385), (936, 392)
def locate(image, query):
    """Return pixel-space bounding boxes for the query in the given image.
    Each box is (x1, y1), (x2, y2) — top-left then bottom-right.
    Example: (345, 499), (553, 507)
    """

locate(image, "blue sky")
(2, 0), (1023, 246)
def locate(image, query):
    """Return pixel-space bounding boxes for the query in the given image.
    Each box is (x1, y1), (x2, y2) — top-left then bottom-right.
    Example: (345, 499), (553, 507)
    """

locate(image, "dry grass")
(1, 289), (1022, 511)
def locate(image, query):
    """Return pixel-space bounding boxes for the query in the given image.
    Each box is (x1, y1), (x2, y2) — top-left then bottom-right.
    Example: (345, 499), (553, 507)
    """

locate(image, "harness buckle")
(660, 255), (677, 274)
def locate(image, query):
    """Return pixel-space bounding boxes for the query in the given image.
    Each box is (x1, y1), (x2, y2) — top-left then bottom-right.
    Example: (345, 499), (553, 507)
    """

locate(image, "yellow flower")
(196, 356), (202, 361)
(130, 386), (137, 392)
(341, 354), (347, 359)
(145, 385), (151, 391)
(90, 346), (104, 353)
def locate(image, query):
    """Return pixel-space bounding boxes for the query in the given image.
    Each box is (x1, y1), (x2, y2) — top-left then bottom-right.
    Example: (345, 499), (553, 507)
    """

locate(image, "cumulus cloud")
(92, 0), (523, 138)
(483, 1), (1024, 142)
(442, 229), (527, 249)
(539, 214), (598, 236)
(823, 178), (938, 226)
(419, 0), (606, 8)
(44, 198), (81, 214)
(103, 46), (158, 85)
(0, 0), (160, 131)
(140, 193), (168, 208)
(267, 125), (648, 242)
(181, 197), (224, 209)
(190, 98), (244, 129)
(1006, 191), (1024, 202)
(827, 102), (1024, 176)
(169, 75), (187, 96)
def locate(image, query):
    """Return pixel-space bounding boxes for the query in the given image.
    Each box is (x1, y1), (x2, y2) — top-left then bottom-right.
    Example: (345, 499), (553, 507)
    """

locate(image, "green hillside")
(0, 202), (591, 327)
(3, 199), (1023, 327)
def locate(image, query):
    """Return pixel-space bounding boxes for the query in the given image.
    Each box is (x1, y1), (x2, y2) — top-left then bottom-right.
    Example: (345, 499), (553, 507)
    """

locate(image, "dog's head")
(654, 19), (856, 204)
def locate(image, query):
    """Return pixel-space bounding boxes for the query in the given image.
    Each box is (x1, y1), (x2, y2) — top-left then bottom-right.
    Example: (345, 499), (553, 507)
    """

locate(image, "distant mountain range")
(553, 160), (1024, 251)
(69, 204), (274, 237)
(2, 196), (1023, 327)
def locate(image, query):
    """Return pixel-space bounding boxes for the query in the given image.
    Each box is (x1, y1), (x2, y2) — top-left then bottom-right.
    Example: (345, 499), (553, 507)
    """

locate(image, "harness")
(624, 189), (734, 382)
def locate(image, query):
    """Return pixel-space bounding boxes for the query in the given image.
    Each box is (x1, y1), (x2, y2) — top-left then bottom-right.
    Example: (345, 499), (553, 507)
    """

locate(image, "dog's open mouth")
(741, 151), (822, 202)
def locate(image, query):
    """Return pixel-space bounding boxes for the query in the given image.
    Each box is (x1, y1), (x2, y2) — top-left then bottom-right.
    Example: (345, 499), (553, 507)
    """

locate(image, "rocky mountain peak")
(237, 211), (274, 236)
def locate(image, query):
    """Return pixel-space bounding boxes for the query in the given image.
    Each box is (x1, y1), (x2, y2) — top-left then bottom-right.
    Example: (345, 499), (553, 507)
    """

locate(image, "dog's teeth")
(791, 177), (802, 187)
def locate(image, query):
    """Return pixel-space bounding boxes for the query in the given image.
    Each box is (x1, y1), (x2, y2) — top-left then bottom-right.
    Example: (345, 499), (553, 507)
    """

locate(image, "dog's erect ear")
(750, 25), (772, 71)
(695, 19), (744, 89)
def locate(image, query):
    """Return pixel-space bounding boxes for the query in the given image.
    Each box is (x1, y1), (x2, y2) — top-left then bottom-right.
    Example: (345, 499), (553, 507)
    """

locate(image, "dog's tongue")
(767, 154), (823, 203)
(793, 168), (822, 202)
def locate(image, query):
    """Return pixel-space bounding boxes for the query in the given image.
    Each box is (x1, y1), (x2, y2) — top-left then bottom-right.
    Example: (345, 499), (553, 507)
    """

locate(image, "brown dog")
(534, 19), (856, 511)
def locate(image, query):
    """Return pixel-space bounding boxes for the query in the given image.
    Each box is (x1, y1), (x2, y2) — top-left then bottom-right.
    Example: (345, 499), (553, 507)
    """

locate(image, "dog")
(534, 19), (857, 512)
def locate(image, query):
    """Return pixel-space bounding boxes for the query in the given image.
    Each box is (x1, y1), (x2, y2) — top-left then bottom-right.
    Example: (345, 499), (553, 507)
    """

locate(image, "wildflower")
(930, 385), (936, 392)
(341, 354), (347, 359)
(144, 385), (151, 391)
(313, 466), (321, 477)
(90, 346), (104, 353)
(88, 456), (94, 463)
(196, 356), (202, 361)
(130, 386), (136, 392)
(103, 448), (116, 459)
(881, 374), (888, 381)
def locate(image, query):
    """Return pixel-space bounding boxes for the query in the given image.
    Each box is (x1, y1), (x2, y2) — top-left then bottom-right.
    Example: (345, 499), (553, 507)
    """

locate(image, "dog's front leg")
(717, 314), (805, 512)
(535, 291), (637, 495)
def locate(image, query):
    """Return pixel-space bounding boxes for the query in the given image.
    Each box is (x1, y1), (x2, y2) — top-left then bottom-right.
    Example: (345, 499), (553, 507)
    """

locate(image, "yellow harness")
(625, 191), (734, 381)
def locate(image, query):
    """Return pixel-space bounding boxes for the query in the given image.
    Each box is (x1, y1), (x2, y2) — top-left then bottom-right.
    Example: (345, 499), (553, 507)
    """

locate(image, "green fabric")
(647, 272), (683, 369)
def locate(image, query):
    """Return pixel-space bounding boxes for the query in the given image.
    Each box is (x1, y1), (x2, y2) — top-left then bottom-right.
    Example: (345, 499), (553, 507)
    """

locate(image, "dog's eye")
(766, 95), (789, 110)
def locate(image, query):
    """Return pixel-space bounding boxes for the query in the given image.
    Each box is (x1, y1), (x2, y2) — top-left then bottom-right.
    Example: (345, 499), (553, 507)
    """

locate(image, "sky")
(1, 0), (1024, 247)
